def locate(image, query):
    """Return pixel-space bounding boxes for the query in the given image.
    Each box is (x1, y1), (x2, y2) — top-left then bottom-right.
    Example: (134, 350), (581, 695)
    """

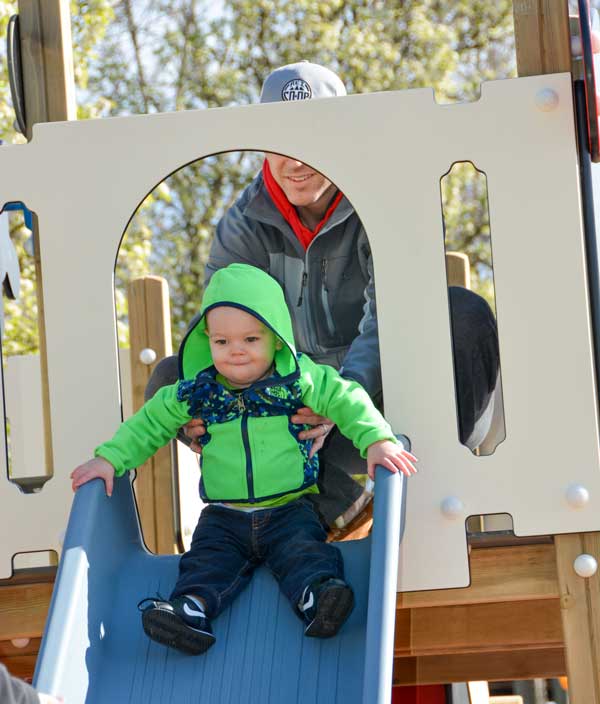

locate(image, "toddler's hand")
(70, 457), (115, 497)
(366, 440), (418, 480)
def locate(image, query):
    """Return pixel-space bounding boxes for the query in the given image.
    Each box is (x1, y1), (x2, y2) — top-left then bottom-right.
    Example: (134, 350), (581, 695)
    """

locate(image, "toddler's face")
(205, 306), (281, 388)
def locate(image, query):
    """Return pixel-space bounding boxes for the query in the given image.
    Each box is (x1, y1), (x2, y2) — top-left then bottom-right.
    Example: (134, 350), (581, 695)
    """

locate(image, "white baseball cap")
(260, 61), (347, 103)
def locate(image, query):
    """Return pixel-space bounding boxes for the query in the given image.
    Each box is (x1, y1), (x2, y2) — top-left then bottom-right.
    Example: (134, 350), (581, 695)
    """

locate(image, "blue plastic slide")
(33, 467), (405, 703)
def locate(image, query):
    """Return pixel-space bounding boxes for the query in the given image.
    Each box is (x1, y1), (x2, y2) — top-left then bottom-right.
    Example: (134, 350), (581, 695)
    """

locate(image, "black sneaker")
(298, 577), (355, 638)
(138, 595), (216, 655)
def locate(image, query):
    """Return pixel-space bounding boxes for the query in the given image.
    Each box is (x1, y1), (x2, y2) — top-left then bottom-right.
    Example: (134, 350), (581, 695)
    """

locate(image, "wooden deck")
(0, 540), (567, 687)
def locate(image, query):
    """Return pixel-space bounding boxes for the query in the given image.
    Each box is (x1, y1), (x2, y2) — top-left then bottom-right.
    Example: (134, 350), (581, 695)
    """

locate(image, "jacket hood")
(179, 263), (299, 380)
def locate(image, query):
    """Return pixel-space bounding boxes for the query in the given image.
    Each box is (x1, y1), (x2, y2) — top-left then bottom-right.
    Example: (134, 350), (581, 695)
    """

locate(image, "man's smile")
(287, 173), (314, 183)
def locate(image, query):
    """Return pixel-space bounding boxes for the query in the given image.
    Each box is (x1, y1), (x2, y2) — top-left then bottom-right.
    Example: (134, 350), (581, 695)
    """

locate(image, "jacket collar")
(242, 172), (355, 246)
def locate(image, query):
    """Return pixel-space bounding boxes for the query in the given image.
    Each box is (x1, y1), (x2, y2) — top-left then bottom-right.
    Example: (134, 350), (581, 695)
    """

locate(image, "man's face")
(265, 153), (335, 210)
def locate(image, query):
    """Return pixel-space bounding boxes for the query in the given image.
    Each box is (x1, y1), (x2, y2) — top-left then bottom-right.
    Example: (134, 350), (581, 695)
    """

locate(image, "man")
(148, 61), (499, 528)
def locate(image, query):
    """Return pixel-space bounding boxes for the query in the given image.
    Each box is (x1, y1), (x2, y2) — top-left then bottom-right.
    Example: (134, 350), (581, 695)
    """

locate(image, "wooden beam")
(397, 543), (558, 609)
(128, 276), (177, 554)
(393, 647), (566, 686)
(555, 532), (600, 704)
(18, 0), (76, 137)
(0, 638), (41, 682)
(512, 0), (572, 77)
(0, 654), (37, 681)
(395, 599), (562, 657)
(0, 581), (53, 641)
(0, 567), (55, 643)
(446, 251), (471, 288)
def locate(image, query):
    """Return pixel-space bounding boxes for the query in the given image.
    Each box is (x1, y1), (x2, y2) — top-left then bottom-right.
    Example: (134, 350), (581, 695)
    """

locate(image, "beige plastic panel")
(0, 73), (597, 590)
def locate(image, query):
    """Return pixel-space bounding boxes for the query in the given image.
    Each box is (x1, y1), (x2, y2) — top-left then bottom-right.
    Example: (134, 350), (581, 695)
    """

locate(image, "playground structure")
(1, 1), (600, 702)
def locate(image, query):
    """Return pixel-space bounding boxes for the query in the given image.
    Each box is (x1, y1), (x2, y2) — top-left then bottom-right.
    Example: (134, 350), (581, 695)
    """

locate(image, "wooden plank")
(127, 276), (177, 554)
(554, 532), (600, 704)
(393, 647), (566, 686)
(0, 654), (37, 681)
(395, 599), (562, 656)
(0, 637), (41, 682)
(397, 543), (558, 609)
(446, 251), (471, 288)
(512, 0), (571, 77)
(31, 213), (53, 476)
(0, 581), (53, 640)
(18, 0), (76, 137)
(0, 637), (41, 656)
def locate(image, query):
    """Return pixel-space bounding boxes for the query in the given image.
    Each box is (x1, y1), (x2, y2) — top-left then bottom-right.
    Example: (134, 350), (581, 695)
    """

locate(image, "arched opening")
(115, 149), (380, 552)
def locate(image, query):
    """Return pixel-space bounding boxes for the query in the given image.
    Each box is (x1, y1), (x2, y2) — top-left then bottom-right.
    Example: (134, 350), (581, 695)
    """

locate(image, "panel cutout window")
(0, 203), (53, 493)
(440, 162), (506, 456)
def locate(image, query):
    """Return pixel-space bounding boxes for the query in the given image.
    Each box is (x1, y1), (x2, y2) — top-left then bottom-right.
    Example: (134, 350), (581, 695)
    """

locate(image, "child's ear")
(275, 339), (283, 350)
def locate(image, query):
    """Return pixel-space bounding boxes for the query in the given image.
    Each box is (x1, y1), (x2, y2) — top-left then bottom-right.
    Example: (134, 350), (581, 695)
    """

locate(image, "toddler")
(71, 263), (416, 655)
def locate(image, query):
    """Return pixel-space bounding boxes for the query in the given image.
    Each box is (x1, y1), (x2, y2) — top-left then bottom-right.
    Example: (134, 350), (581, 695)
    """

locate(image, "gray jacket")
(206, 173), (381, 397)
(0, 664), (39, 704)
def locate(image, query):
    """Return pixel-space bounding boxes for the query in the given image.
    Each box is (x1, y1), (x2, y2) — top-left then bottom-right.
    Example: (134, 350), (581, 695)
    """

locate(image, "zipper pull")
(297, 271), (308, 306)
(237, 396), (245, 412)
(321, 259), (328, 291)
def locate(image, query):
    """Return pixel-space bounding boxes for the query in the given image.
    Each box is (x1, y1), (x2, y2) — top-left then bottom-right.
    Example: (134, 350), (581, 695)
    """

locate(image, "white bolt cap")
(566, 484), (590, 509)
(573, 554), (598, 578)
(535, 88), (559, 112)
(11, 638), (30, 648)
(139, 348), (157, 365)
(441, 496), (464, 520)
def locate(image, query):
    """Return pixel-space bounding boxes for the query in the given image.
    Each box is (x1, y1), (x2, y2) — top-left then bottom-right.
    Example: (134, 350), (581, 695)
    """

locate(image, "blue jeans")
(170, 498), (345, 619)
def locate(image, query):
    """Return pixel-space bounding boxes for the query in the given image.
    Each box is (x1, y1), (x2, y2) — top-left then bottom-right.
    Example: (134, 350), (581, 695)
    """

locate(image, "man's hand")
(183, 417), (206, 452)
(290, 406), (335, 458)
(366, 440), (418, 480)
(70, 457), (115, 496)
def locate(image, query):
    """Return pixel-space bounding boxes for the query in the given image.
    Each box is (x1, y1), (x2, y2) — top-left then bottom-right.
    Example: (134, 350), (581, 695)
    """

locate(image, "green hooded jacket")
(95, 264), (397, 506)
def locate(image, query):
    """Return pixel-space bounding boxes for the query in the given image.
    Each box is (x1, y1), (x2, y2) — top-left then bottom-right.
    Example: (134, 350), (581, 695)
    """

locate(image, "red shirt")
(262, 160), (343, 250)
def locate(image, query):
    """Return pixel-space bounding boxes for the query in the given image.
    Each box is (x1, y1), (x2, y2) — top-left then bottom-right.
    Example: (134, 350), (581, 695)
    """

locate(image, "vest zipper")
(240, 401), (254, 501)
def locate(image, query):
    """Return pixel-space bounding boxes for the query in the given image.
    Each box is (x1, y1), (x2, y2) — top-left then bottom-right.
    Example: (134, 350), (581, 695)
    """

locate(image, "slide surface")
(34, 468), (404, 704)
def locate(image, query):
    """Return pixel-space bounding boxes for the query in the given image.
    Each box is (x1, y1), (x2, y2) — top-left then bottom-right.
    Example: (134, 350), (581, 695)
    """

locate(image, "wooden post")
(127, 276), (178, 555)
(512, 0), (572, 77)
(18, 0), (77, 137)
(16, 0), (77, 476)
(511, 3), (600, 700)
(554, 533), (600, 703)
(446, 251), (471, 289)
